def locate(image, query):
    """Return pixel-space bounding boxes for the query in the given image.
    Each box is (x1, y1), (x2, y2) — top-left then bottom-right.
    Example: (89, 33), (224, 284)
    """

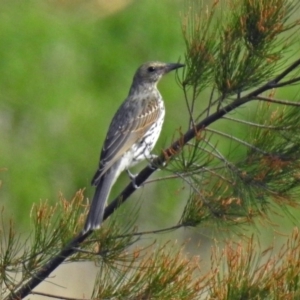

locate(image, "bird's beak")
(165, 63), (185, 73)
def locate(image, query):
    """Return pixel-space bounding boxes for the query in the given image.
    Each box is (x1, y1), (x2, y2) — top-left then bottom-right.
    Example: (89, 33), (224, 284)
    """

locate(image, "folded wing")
(91, 95), (162, 185)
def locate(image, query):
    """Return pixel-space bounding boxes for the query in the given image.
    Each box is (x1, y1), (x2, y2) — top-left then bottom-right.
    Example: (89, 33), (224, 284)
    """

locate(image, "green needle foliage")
(173, 0), (300, 231)
(0, 191), (84, 295)
(209, 230), (300, 299)
(92, 242), (206, 299)
(182, 0), (299, 97)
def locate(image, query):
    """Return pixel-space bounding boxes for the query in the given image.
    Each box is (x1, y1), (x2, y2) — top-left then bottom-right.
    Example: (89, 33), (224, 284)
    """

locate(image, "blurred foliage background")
(0, 0), (188, 229)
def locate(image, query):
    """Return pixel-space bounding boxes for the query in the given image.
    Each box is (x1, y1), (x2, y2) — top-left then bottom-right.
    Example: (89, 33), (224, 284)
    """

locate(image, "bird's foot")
(127, 169), (137, 180)
(148, 154), (166, 170)
(127, 169), (140, 189)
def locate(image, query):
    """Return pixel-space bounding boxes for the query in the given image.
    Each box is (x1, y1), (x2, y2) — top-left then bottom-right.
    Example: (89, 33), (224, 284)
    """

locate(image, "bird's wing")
(92, 94), (162, 185)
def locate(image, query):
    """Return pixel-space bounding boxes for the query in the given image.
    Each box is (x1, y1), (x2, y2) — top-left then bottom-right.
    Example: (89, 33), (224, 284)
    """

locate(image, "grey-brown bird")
(84, 61), (184, 232)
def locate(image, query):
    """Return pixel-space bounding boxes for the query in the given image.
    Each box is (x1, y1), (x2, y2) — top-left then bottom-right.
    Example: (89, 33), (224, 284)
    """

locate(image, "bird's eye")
(147, 66), (155, 72)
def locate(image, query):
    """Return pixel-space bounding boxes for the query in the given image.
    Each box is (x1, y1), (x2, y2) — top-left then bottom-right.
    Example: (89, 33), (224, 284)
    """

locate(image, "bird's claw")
(148, 163), (156, 170)
(126, 169), (140, 189)
(148, 154), (166, 170)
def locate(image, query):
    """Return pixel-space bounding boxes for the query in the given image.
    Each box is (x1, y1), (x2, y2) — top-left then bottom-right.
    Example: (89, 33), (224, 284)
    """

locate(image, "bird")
(84, 61), (185, 232)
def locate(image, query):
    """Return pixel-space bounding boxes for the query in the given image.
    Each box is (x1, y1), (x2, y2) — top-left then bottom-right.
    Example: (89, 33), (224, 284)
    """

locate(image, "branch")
(30, 290), (86, 300)
(5, 231), (91, 300)
(7, 58), (300, 300)
(223, 116), (293, 130)
(256, 95), (300, 106)
(104, 58), (300, 220)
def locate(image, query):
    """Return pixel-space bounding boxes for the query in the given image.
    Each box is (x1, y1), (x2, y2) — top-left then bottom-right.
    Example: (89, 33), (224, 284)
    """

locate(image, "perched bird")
(84, 61), (184, 232)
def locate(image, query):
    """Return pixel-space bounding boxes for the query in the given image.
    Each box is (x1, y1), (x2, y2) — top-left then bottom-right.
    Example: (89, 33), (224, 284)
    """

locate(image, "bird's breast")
(128, 98), (165, 167)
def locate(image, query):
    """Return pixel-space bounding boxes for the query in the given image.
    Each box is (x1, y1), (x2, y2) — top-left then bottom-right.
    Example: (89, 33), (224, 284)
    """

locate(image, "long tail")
(83, 168), (117, 233)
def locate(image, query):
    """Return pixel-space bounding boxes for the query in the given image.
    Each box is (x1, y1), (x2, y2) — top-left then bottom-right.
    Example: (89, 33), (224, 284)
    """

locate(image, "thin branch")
(144, 164), (231, 185)
(268, 59), (300, 87)
(183, 86), (195, 129)
(256, 95), (300, 106)
(174, 171), (220, 215)
(190, 138), (231, 167)
(95, 224), (185, 240)
(207, 86), (216, 118)
(128, 224), (185, 236)
(205, 128), (269, 155)
(223, 116), (293, 130)
(30, 291), (86, 300)
(201, 165), (233, 184)
(190, 86), (197, 127)
(144, 171), (202, 185)
(144, 173), (186, 184)
(195, 95), (220, 122)
(271, 75), (300, 88)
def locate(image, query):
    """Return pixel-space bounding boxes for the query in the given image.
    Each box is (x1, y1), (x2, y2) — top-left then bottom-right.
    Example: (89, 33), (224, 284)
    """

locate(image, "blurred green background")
(0, 0), (188, 229)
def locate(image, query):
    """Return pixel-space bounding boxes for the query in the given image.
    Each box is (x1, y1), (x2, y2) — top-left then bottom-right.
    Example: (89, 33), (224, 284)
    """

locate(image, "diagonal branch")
(104, 58), (300, 219)
(5, 231), (91, 300)
(6, 58), (300, 300)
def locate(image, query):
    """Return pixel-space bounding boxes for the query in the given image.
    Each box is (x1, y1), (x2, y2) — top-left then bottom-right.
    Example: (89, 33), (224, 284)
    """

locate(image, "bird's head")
(132, 61), (185, 88)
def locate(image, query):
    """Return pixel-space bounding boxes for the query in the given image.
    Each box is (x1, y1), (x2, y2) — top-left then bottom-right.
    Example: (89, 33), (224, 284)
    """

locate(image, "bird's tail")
(83, 169), (117, 233)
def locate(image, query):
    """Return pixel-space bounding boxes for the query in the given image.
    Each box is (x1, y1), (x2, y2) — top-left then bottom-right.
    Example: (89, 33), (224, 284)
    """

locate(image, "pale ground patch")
(25, 262), (98, 299)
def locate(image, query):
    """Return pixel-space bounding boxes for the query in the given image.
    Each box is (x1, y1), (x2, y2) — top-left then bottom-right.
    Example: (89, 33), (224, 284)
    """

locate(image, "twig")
(30, 291), (86, 300)
(223, 116), (293, 130)
(256, 95), (300, 106)
(205, 127), (269, 155)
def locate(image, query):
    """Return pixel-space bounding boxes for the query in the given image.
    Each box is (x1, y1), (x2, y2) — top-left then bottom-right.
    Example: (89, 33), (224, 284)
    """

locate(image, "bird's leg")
(126, 169), (140, 189)
(148, 154), (158, 170)
(127, 169), (137, 180)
